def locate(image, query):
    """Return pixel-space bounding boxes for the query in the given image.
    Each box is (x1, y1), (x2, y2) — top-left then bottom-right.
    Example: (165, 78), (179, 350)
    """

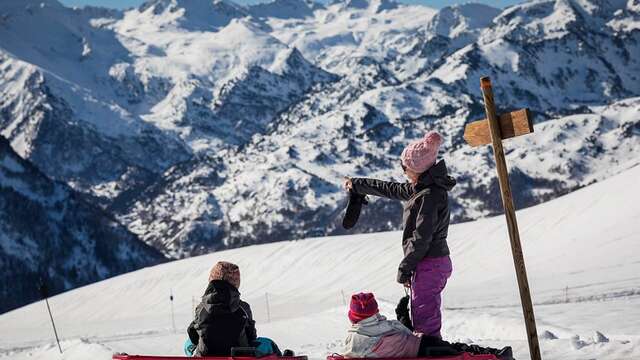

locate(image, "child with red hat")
(342, 293), (513, 359)
(342, 293), (422, 358)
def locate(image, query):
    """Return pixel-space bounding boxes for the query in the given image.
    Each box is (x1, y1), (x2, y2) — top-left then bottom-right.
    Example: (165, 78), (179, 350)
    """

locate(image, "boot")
(418, 336), (460, 357)
(395, 295), (413, 331)
(452, 342), (515, 360)
(497, 346), (514, 360)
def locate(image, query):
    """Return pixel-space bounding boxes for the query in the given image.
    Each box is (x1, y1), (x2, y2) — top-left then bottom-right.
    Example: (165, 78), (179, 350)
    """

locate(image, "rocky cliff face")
(0, 136), (165, 313)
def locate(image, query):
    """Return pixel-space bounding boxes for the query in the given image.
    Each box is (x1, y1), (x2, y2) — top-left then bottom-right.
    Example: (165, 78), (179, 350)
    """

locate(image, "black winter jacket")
(351, 160), (456, 284)
(187, 280), (257, 356)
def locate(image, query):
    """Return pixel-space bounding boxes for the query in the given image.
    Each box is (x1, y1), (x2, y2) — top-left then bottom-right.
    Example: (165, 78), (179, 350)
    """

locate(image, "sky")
(59, 0), (524, 10)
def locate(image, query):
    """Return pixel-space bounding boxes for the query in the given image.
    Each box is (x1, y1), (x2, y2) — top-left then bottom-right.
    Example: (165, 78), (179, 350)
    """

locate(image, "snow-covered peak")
(136, 0), (250, 31)
(607, 0), (640, 32)
(487, 0), (617, 41)
(490, 1), (569, 40)
(426, 3), (500, 39)
(113, 11), (287, 82)
(327, 0), (399, 13)
(264, 0), (435, 74)
(482, 0), (634, 45)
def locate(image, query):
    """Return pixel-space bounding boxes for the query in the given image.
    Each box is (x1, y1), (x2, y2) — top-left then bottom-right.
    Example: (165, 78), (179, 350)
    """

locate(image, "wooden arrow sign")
(464, 77), (542, 360)
(464, 108), (533, 147)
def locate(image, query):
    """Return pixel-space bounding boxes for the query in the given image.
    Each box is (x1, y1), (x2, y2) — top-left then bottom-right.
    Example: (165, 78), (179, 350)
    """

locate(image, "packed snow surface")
(1, 165), (639, 360)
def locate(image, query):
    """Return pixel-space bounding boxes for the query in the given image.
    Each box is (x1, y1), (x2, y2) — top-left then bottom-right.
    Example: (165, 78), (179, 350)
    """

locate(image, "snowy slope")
(1, 164), (639, 360)
(1, 0), (639, 260)
(0, 136), (166, 314)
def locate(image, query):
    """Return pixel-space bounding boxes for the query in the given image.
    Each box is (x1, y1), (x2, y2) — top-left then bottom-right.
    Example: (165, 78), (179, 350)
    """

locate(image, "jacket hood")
(348, 314), (406, 337)
(202, 280), (241, 315)
(417, 160), (456, 191)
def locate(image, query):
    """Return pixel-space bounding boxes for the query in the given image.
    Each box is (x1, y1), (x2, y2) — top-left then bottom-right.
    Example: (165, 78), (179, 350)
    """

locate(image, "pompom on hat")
(401, 131), (443, 173)
(209, 261), (241, 289)
(348, 292), (379, 323)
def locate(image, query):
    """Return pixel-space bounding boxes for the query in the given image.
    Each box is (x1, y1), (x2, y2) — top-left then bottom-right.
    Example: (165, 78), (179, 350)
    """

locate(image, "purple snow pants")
(410, 256), (453, 338)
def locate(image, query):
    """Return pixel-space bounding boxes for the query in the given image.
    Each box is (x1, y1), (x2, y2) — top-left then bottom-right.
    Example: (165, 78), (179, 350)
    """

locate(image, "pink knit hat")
(348, 292), (379, 323)
(401, 131), (443, 173)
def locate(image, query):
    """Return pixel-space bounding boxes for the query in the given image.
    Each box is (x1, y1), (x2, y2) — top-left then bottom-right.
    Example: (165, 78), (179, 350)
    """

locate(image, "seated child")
(342, 292), (422, 358)
(186, 261), (258, 357)
(342, 293), (512, 359)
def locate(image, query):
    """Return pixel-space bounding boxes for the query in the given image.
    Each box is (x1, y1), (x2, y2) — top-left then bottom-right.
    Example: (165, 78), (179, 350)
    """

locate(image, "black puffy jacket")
(351, 160), (456, 283)
(187, 280), (257, 356)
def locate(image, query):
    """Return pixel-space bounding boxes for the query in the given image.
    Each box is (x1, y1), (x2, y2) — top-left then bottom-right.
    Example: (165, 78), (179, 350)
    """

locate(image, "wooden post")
(480, 76), (541, 360)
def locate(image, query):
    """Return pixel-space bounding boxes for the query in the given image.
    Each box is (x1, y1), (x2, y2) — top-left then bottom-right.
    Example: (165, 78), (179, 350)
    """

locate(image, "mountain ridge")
(1, 0), (639, 261)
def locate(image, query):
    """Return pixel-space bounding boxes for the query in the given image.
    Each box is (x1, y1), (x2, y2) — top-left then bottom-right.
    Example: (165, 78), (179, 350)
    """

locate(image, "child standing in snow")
(344, 131), (456, 338)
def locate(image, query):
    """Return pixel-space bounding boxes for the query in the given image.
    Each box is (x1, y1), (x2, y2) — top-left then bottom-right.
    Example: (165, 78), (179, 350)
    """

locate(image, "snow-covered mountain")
(0, 0), (191, 202)
(0, 136), (165, 314)
(1, 0), (639, 259)
(2, 164), (639, 360)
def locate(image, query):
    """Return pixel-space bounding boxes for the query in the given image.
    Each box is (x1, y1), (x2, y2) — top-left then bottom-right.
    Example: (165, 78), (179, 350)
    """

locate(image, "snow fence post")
(464, 77), (541, 360)
(265, 292), (271, 323)
(170, 289), (176, 333)
(38, 279), (62, 354)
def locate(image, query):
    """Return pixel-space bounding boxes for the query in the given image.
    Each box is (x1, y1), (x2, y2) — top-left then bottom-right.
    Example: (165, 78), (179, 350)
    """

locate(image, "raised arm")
(349, 177), (414, 201)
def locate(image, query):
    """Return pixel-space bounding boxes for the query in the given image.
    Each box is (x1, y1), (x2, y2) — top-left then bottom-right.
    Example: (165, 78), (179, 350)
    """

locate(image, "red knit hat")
(348, 292), (379, 323)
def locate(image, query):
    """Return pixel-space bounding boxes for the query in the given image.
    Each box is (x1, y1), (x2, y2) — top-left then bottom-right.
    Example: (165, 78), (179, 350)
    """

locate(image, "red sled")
(112, 355), (308, 360)
(112, 354), (498, 360)
(327, 354), (499, 360)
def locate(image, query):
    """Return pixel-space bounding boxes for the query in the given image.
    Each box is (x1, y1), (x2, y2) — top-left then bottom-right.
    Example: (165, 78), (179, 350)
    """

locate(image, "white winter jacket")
(342, 314), (421, 358)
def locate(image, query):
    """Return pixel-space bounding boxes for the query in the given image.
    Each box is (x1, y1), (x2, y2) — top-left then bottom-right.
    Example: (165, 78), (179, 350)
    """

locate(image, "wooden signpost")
(463, 77), (541, 360)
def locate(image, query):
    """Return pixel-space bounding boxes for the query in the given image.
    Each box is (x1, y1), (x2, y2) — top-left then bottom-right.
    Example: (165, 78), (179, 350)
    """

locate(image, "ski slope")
(1, 165), (640, 360)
